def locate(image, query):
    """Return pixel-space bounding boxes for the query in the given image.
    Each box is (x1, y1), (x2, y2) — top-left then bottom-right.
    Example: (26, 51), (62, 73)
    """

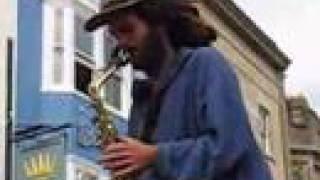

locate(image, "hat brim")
(85, 12), (113, 32)
(85, 0), (143, 32)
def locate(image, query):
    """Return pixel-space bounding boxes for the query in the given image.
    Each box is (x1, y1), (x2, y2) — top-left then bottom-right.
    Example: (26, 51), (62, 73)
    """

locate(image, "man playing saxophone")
(85, 0), (272, 180)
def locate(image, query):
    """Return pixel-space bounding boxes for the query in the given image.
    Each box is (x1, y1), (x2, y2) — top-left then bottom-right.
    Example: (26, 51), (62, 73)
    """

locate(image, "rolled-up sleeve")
(154, 48), (254, 179)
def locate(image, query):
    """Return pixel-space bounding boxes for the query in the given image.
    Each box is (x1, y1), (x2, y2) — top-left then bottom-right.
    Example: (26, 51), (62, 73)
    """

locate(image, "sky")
(233, 0), (320, 114)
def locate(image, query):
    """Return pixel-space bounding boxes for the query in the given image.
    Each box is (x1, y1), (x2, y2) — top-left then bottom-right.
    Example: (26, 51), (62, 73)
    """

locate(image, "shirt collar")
(156, 47), (193, 93)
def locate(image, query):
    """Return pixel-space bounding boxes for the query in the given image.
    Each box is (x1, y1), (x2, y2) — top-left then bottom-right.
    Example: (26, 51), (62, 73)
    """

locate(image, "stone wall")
(195, 2), (289, 180)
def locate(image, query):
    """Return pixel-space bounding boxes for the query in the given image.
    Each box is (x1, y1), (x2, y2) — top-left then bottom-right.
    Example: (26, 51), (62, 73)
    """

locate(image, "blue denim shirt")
(129, 47), (272, 180)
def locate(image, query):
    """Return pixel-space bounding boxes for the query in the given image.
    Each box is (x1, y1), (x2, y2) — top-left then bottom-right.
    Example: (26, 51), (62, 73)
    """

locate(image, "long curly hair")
(122, 0), (217, 49)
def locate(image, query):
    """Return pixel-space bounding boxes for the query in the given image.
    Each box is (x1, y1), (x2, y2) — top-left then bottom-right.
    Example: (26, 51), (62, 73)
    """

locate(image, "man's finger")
(102, 158), (134, 170)
(112, 164), (140, 178)
(99, 152), (132, 162)
(104, 142), (128, 153)
(117, 136), (135, 143)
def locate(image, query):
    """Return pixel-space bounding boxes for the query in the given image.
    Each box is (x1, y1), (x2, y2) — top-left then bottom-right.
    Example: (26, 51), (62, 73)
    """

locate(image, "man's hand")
(100, 137), (158, 178)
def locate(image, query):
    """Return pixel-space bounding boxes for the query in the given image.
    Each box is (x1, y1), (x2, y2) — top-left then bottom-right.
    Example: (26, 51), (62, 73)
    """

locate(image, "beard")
(131, 29), (172, 78)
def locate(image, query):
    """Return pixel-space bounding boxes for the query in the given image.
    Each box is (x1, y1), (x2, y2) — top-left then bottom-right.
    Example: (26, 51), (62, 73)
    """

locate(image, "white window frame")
(42, 2), (56, 91)
(42, 1), (75, 92)
(76, 0), (100, 12)
(73, 3), (95, 103)
(258, 105), (273, 159)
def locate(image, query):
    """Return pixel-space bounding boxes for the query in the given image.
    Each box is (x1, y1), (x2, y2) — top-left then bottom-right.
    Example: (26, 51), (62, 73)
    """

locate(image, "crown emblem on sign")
(24, 152), (56, 179)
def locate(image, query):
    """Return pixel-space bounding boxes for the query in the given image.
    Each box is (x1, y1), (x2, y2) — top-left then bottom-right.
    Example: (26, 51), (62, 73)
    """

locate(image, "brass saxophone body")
(89, 60), (128, 144)
(88, 50), (130, 179)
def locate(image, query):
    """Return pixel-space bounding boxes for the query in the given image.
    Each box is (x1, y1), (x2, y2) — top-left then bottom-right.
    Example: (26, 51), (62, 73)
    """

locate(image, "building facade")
(195, 0), (291, 179)
(13, 0), (130, 179)
(11, 0), (291, 179)
(287, 96), (320, 180)
(0, 0), (15, 179)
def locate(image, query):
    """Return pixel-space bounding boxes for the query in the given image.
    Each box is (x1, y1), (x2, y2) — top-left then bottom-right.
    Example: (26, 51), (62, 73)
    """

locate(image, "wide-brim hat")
(85, 0), (144, 32)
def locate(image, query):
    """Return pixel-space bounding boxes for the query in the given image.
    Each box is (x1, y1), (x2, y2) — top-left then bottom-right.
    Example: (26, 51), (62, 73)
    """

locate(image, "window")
(104, 30), (117, 61)
(73, 1), (132, 117)
(292, 167), (304, 180)
(103, 33), (122, 110)
(54, 8), (64, 46)
(53, 7), (64, 84)
(292, 163), (310, 180)
(74, 1), (95, 96)
(291, 109), (307, 128)
(258, 105), (272, 156)
(104, 76), (122, 110)
(75, 2), (94, 58)
(75, 14), (93, 57)
(42, 3), (67, 91)
(75, 61), (93, 95)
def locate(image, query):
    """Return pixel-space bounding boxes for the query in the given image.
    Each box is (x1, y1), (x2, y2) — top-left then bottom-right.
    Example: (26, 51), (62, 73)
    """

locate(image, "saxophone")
(88, 49), (130, 179)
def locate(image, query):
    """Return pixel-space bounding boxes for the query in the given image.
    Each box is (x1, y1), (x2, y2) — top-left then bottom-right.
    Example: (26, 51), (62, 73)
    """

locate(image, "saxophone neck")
(88, 58), (130, 100)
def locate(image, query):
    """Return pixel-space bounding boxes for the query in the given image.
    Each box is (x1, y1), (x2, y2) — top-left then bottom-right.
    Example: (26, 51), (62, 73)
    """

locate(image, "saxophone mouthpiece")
(111, 47), (131, 68)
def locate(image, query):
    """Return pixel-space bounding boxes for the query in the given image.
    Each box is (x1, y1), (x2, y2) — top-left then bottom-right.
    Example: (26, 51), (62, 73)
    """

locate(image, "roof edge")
(202, 0), (291, 71)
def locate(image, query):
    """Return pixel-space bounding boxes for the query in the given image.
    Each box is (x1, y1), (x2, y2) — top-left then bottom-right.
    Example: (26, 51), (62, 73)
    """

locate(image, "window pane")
(53, 48), (64, 84)
(103, 31), (121, 110)
(258, 105), (272, 155)
(74, 2), (94, 57)
(54, 8), (64, 45)
(75, 62), (92, 95)
(104, 30), (117, 64)
(292, 164), (304, 180)
(75, 14), (93, 56)
(104, 76), (121, 110)
(53, 8), (64, 84)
